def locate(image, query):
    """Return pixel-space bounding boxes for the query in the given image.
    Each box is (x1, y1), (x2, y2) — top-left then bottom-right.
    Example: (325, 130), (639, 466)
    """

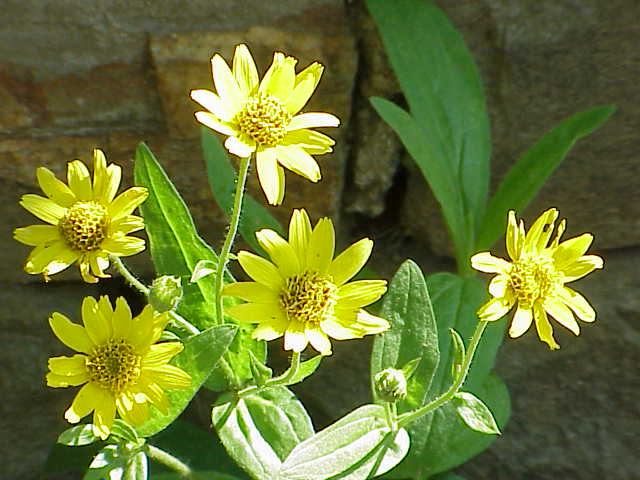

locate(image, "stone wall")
(1, 1), (638, 479)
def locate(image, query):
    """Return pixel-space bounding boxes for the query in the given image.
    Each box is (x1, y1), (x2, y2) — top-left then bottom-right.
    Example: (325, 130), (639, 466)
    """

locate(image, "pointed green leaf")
(201, 127), (284, 254)
(371, 260), (439, 408)
(135, 325), (237, 438)
(477, 105), (616, 249)
(58, 424), (100, 447)
(449, 328), (465, 381)
(280, 404), (409, 480)
(249, 350), (273, 386)
(123, 451), (148, 480)
(110, 420), (141, 444)
(285, 355), (323, 386)
(84, 444), (129, 480)
(453, 391), (500, 435)
(212, 386), (314, 480)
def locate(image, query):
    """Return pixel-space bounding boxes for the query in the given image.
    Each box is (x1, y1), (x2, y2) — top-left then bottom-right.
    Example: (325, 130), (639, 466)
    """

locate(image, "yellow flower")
(14, 148), (148, 283)
(191, 44), (340, 205)
(46, 296), (191, 439)
(471, 208), (603, 349)
(223, 209), (389, 355)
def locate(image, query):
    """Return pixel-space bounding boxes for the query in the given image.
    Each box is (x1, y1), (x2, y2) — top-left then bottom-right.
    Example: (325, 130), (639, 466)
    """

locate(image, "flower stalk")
(238, 351), (301, 397)
(146, 445), (193, 478)
(111, 256), (150, 296)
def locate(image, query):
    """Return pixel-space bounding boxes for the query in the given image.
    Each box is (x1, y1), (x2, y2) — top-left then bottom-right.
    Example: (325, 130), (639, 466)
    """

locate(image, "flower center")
(86, 339), (142, 394)
(58, 201), (109, 252)
(236, 94), (291, 146)
(280, 271), (338, 325)
(510, 254), (562, 309)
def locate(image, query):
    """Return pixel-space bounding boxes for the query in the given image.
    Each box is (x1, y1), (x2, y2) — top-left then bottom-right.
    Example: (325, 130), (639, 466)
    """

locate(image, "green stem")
(169, 312), (200, 336)
(214, 155), (250, 323)
(397, 320), (487, 428)
(384, 401), (398, 432)
(146, 444), (192, 478)
(111, 256), (150, 296)
(238, 351), (301, 397)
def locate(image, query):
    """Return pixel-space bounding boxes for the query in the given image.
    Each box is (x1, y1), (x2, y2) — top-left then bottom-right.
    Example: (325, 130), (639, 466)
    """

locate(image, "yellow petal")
(558, 287), (596, 322)
(337, 280), (387, 308)
(112, 297), (133, 338)
(287, 112), (340, 131)
(116, 391), (150, 426)
(110, 215), (144, 235)
(24, 240), (79, 276)
(305, 327), (332, 355)
(533, 303), (560, 350)
(211, 53), (244, 115)
(256, 147), (285, 206)
(137, 379), (170, 413)
(46, 371), (89, 388)
(82, 296), (112, 346)
(352, 309), (390, 335)
(553, 233), (594, 267)
(286, 62), (323, 114)
(508, 307), (533, 338)
(144, 364), (192, 390)
(223, 282), (279, 303)
(109, 187), (149, 220)
(36, 167), (76, 207)
(261, 53), (296, 101)
(93, 151), (122, 204)
(143, 342), (184, 367)
(92, 389), (116, 439)
(232, 44), (259, 95)
(281, 129), (335, 154)
(79, 258), (98, 284)
(191, 89), (235, 122)
(305, 217), (335, 275)
(255, 228), (300, 278)
(289, 209), (313, 267)
(505, 210), (522, 260)
(194, 111), (236, 135)
(48, 354), (87, 376)
(488, 274), (510, 298)
(225, 134), (255, 158)
(237, 250), (284, 290)
(49, 312), (94, 354)
(275, 146), (321, 182)
(320, 318), (362, 340)
(544, 298), (580, 335)
(101, 236), (146, 256)
(477, 297), (514, 321)
(328, 238), (373, 286)
(560, 255), (603, 282)
(20, 194), (66, 224)
(284, 321), (308, 352)
(88, 252), (111, 279)
(67, 160), (93, 201)
(470, 252), (512, 274)
(524, 208), (558, 253)
(253, 317), (290, 341)
(65, 382), (100, 424)
(227, 302), (284, 324)
(14, 224), (59, 246)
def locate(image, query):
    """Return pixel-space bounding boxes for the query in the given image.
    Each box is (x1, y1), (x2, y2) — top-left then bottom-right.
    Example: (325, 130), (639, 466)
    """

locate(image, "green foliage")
(136, 325), (237, 438)
(212, 387), (314, 480)
(476, 105), (617, 250)
(279, 405), (410, 480)
(58, 424), (101, 447)
(83, 444), (147, 480)
(368, 0), (491, 271)
(201, 127), (284, 253)
(453, 391), (501, 435)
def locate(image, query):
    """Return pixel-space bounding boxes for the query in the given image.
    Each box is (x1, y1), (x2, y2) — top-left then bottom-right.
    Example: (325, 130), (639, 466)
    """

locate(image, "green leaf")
(382, 273), (509, 478)
(153, 473), (241, 480)
(110, 420), (141, 444)
(453, 391), (500, 435)
(449, 329), (465, 381)
(285, 355), (323, 386)
(371, 260), (440, 409)
(123, 451), (148, 480)
(249, 350), (274, 386)
(58, 424), (100, 447)
(134, 142), (223, 330)
(201, 127), (284, 254)
(84, 444), (135, 480)
(476, 105), (616, 250)
(190, 259), (218, 282)
(212, 386), (314, 480)
(136, 325), (237, 438)
(279, 404), (409, 480)
(368, 0), (492, 266)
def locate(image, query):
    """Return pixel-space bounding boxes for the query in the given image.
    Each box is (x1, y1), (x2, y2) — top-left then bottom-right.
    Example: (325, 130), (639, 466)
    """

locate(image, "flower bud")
(374, 368), (408, 402)
(148, 276), (183, 313)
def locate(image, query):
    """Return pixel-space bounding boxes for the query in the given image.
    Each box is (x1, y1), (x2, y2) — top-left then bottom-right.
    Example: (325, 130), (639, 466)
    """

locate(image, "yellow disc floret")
(58, 201), (109, 252)
(86, 338), (142, 394)
(280, 271), (338, 325)
(237, 94), (291, 146)
(509, 254), (562, 310)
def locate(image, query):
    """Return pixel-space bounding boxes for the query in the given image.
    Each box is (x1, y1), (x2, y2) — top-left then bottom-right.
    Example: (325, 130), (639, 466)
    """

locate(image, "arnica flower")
(471, 208), (603, 349)
(191, 44), (340, 205)
(46, 296), (191, 439)
(223, 209), (389, 355)
(14, 149), (148, 283)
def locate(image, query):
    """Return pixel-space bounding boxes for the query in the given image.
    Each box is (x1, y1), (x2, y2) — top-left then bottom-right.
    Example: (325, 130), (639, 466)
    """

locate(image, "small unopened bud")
(148, 276), (183, 313)
(374, 368), (408, 402)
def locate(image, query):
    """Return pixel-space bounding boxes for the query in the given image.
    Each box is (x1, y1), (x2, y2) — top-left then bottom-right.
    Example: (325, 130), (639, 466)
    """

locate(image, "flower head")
(471, 208), (603, 349)
(191, 44), (340, 205)
(14, 149), (148, 283)
(46, 296), (191, 439)
(223, 209), (389, 355)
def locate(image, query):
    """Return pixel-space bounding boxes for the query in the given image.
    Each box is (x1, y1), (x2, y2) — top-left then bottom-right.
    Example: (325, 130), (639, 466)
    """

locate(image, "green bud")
(148, 276), (183, 313)
(374, 368), (408, 402)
